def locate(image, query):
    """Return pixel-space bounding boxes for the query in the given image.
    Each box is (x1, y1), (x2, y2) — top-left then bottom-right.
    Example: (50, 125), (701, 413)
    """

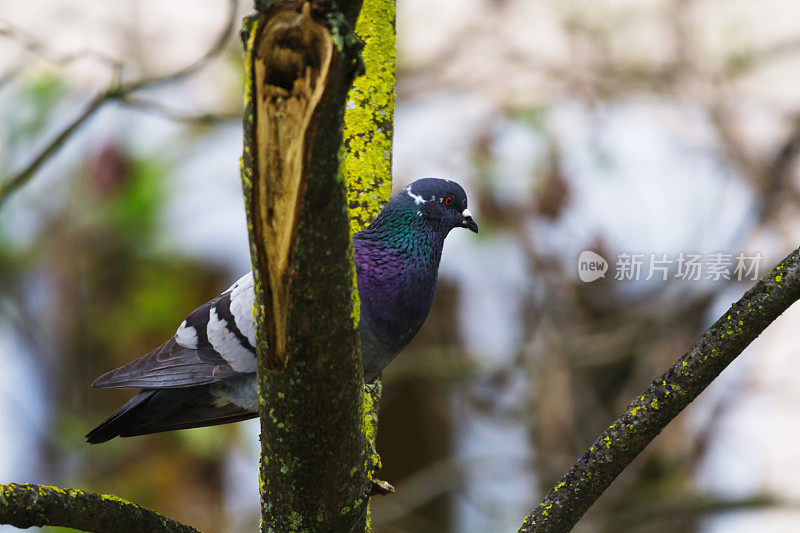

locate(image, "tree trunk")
(240, 1), (394, 530)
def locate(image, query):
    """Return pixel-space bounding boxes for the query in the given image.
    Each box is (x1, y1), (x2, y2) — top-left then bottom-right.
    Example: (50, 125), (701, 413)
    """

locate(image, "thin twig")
(0, 0), (238, 207)
(0, 23), (123, 71)
(119, 95), (241, 125)
(519, 246), (800, 532)
(372, 455), (529, 526)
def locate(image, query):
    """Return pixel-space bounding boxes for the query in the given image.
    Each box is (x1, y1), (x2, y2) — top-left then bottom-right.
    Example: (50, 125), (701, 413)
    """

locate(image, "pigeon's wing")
(85, 387), (258, 443)
(92, 272), (258, 389)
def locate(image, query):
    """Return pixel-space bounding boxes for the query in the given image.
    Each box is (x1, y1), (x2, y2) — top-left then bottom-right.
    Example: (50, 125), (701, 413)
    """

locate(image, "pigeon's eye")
(444, 196), (454, 206)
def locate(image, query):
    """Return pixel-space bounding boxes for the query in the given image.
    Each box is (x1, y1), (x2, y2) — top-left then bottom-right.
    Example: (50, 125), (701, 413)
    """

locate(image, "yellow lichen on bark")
(342, 0), (396, 233)
(342, 0), (396, 376)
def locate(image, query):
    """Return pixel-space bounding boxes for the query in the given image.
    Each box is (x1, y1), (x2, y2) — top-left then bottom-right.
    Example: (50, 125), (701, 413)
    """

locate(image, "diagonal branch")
(0, 483), (198, 533)
(520, 247), (800, 532)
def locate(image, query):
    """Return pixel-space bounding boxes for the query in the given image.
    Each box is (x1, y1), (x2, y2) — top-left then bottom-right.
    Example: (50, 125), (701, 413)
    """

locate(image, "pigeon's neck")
(356, 204), (448, 264)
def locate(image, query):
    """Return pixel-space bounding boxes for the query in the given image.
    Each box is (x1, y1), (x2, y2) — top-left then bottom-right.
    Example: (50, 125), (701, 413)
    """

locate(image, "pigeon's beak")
(461, 208), (479, 233)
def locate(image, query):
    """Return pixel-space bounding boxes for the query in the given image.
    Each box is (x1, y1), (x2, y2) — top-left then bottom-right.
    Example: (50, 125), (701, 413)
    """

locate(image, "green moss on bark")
(0, 483), (198, 533)
(342, 0), (395, 234)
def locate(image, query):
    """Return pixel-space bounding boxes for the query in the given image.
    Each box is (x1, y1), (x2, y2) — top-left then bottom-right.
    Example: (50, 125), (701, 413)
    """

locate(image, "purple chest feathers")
(354, 236), (441, 352)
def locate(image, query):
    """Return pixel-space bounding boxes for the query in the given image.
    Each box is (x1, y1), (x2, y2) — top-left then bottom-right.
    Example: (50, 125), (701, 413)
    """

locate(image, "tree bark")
(0, 484), (198, 533)
(519, 247), (800, 532)
(240, 0), (394, 530)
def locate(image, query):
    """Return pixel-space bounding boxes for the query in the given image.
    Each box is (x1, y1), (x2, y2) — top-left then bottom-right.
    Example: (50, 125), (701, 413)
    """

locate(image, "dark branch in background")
(519, 247), (800, 532)
(0, 0), (239, 206)
(117, 0), (238, 95)
(0, 484), (198, 533)
(604, 493), (778, 531)
(762, 113), (800, 216)
(0, 3), (240, 527)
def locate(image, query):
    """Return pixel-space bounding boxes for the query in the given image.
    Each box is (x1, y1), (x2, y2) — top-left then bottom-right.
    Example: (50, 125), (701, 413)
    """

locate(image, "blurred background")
(3, 0), (800, 531)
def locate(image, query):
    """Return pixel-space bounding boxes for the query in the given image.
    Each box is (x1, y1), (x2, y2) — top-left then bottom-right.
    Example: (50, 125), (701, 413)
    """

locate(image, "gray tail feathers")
(85, 387), (257, 444)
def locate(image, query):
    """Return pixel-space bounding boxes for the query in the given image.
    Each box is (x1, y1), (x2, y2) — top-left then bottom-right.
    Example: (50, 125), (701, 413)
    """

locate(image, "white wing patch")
(229, 272), (256, 347)
(405, 186), (426, 205)
(208, 307), (257, 373)
(175, 320), (199, 349)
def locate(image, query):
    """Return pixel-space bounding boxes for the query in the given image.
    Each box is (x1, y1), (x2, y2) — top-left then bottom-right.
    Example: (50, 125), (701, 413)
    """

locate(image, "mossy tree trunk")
(240, 1), (395, 531)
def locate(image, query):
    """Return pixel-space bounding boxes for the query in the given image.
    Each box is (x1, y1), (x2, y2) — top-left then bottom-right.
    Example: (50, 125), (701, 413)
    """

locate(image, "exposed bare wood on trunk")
(252, 3), (335, 369)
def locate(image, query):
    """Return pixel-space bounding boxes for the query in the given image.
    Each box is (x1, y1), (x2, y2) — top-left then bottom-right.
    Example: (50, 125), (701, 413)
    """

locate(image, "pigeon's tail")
(85, 387), (257, 444)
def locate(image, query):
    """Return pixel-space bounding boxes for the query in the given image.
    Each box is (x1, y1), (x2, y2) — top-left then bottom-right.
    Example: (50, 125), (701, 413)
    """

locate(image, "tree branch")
(0, 483), (198, 533)
(519, 247), (800, 532)
(0, 0), (238, 207)
(119, 0), (239, 94)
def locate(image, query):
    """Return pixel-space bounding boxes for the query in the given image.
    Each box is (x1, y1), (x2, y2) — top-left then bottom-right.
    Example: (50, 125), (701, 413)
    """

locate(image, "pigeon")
(86, 178), (478, 443)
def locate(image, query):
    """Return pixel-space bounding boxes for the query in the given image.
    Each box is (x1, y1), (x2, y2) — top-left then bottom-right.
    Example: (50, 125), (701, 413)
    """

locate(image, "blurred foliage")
(0, 74), (66, 178)
(15, 73), (65, 138)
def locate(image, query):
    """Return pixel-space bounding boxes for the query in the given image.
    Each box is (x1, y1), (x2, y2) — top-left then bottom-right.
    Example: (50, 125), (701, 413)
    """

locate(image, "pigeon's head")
(401, 178), (479, 234)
